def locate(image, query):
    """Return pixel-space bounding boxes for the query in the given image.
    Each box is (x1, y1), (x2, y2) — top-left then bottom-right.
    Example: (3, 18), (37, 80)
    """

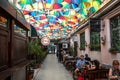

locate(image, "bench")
(85, 69), (109, 80)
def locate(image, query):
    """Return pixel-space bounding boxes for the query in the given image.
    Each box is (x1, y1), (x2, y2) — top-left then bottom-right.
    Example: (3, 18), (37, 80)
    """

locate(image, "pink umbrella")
(23, 10), (29, 15)
(64, 0), (72, 3)
(39, 23), (44, 27)
(40, 15), (46, 20)
(53, 3), (63, 9)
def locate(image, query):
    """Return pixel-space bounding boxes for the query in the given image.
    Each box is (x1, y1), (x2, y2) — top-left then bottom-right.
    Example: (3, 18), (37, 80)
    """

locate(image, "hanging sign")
(41, 37), (50, 46)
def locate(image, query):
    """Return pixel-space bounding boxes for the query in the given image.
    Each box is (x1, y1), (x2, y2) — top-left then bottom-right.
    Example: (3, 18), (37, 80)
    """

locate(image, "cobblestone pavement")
(33, 54), (73, 80)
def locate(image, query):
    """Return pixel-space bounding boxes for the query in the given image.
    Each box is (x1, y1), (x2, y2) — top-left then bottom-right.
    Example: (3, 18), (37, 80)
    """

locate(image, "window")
(90, 18), (101, 51)
(110, 14), (120, 52)
(90, 32), (100, 51)
(80, 32), (85, 50)
(14, 23), (27, 36)
(0, 16), (7, 27)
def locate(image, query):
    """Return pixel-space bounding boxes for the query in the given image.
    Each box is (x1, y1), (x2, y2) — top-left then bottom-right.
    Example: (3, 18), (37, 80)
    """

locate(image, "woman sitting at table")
(74, 60), (101, 80)
(109, 60), (120, 80)
(74, 61), (95, 80)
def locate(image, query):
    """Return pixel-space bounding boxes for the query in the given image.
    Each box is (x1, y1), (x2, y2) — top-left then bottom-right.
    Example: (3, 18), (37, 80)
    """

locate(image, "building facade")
(69, 0), (120, 65)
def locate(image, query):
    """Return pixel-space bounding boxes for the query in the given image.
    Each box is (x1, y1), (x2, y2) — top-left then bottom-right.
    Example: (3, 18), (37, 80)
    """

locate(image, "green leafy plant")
(109, 47), (116, 52)
(109, 47), (117, 54)
(89, 44), (100, 51)
(28, 39), (47, 63)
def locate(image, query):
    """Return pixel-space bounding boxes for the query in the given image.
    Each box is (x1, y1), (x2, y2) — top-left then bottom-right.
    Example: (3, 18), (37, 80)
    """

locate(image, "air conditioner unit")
(62, 43), (68, 49)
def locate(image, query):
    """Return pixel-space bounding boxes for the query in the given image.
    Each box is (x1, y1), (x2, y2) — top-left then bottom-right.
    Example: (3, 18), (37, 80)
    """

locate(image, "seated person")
(85, 54), (91, 62)
(109, 60), (120, 80)
(74, 61), (93, 80)
(91, 60), (100, 70)
(76, 55), (86, 68)
(84, 60), (100, 80)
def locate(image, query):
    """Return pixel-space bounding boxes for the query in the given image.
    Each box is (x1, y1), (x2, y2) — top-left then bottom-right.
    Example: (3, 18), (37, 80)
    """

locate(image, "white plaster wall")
(70, 37), (74, 47)
(89, 51), (102, 62)
(77, 34), (80, 56)
(85, 27), (90, 54)
(100, 6), (120, 65)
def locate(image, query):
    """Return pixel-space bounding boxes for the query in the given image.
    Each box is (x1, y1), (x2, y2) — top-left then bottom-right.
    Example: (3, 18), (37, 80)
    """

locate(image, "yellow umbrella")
(32, 2), (44, 10)
(45, 3), (53, 9)
(84, 2), (91, 8)
(92, 1), (101, 11)
(69, 10), (76, 15)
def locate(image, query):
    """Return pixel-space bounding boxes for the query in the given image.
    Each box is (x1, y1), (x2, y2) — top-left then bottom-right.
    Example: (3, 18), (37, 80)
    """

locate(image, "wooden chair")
(85, 69), (109, 80)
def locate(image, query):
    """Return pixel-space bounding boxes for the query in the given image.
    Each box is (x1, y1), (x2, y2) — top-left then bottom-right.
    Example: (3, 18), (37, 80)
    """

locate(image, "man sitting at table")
(76, 55), (86, 68)
(85, 54), (91, 62)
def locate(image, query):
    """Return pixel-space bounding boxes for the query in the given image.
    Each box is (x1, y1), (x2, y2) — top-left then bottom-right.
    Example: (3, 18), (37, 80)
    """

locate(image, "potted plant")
(109, 47), (117, 54)
(28, 39), (47, 69)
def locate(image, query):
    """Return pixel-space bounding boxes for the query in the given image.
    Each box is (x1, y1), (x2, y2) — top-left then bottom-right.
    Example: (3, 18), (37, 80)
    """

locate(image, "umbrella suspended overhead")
(64, 0), (72, 3)
(53, 3), (63, 9)
(72, 0), (81, 4)
(9, 0), (108, 39)
(19, 0), (36, 6)
(62, 2), (71, 9)
(72, 3), (79, 9)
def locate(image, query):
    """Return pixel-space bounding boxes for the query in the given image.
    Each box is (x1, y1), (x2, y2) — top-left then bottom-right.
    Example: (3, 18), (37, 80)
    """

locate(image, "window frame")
(110, 14), (120, 52)
(14, 21), (27, 37)
(80, 32), (85, 50)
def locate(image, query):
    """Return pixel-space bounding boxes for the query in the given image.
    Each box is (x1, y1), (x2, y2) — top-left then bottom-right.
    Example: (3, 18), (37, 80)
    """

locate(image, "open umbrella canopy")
(8, 0), (111, 39)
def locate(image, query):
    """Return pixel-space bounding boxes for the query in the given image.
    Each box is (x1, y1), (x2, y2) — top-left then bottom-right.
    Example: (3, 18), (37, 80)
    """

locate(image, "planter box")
(110, 51), (117, 54)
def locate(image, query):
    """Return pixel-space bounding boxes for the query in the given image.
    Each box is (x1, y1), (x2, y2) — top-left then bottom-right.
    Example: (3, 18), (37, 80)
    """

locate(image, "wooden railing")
(13, 33), (28, 65)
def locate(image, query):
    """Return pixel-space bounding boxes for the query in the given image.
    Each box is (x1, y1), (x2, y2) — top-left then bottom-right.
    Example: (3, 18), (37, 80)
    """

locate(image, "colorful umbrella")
(13, 0), (105, 39)
(45, 0), (54, 4)
(72, 0), (81, 4)
(23, 10), (30, 15)
(19, 0), (36, 6)
(64, 0), (72, 3)
(72, 3), (79, 9)
(53, 3), (63, 9)
(57, 0), (64, 3)
(83, 2), (91, 8)
(62, 2), (70, 9)
(45, 3), (53, 9)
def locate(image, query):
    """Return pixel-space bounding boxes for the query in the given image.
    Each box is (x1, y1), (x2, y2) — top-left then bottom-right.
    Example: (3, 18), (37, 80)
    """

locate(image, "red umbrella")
(39, 23), (44, 27)
(68, 21), (75, 25)
(59, 16), (68, 20)
(72, 26), (76, 28)
(23, 10), (29, 15)
(53, 3), (63, 9)
(40, 15), (46, 20)
(35, 27), (40, 30)
(45, 22), (49, 24)
(55, 22), (59, 25)
(64, 0), (72, 3)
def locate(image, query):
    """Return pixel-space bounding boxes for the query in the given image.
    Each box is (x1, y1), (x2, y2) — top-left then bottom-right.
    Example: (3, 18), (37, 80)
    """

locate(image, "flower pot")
(110, 51), (117, 54)
(35, 64), (41, 68)
(27, 70), (34, 80)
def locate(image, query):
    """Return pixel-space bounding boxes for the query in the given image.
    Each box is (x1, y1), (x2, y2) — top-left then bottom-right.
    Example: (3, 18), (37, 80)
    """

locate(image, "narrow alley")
(0, 0), (120, 80)
(34, 54), (73, 80)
